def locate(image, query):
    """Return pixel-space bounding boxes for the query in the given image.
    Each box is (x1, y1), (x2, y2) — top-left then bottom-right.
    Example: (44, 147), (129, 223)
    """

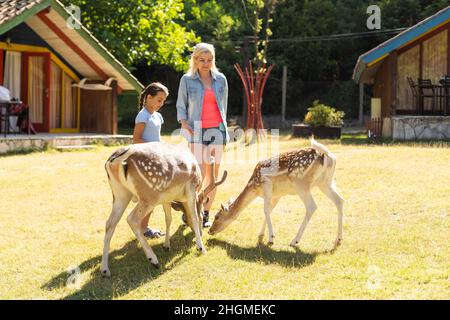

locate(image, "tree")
(234, 0), (278, 140)
(60, 0), (199, 71)
(183, 0), (247, 75)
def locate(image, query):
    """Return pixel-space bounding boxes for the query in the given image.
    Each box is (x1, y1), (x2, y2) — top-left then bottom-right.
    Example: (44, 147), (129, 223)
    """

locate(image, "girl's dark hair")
(138, 82), (169, 109)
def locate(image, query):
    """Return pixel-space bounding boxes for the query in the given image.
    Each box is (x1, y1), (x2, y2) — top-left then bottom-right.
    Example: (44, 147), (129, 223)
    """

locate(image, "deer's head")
(208, 198), (235, 235)
(171, 157), (227, 220)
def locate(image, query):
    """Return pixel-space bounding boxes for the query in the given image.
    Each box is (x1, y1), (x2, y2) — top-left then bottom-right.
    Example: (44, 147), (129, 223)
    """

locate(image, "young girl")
(133, 82), (169, 238)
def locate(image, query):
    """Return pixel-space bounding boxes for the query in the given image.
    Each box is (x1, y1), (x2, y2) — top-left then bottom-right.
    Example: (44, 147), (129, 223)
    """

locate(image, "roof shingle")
(0, 0), (45, 25)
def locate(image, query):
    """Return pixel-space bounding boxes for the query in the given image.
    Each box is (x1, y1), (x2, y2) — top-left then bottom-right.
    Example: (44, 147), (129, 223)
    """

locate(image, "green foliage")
(304, 101), (345, 127)
(59, 0), (199, 71)
(183, 1), (252, 115)
(378, 0), (450, 29)
(240, 0), (278, 68)
(59, 0), (450, 120)
(117, 92), (139, 130)
(183, 0), (244, 76)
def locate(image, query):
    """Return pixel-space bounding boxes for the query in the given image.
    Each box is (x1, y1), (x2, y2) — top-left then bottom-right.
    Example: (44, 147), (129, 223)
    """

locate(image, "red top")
(201, 88), (222, 128)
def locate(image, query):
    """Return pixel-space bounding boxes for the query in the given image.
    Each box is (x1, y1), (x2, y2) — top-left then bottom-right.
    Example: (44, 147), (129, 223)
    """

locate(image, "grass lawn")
(0, 134), (449, 299)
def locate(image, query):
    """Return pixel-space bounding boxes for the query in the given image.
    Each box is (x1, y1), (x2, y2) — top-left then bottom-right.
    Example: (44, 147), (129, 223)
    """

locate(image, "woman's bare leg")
(203, 144), (224, 211)
(189, 142), (208, 177)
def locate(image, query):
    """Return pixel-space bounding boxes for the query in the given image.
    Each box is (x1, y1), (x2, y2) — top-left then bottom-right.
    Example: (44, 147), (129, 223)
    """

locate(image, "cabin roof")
(353, 6), (450, 84)
(0, 0), (144, 92)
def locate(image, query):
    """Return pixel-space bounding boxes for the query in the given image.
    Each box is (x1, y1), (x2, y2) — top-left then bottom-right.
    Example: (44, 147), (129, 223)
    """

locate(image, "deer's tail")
(310, 137), (337, 183)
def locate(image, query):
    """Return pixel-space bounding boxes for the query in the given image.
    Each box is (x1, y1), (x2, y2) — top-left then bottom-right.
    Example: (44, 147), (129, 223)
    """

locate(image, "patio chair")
(417, 79), (436, 115)
(0, 102), (9, 137)
(441, 76), (450, 116)
(407, 77), (419, 114)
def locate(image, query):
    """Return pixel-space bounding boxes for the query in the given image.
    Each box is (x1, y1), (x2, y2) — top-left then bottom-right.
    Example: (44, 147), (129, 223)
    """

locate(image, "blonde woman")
(176, 43), (229, 227)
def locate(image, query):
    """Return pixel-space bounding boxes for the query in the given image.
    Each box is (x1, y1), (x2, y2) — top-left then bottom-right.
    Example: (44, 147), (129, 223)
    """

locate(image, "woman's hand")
(180, 120), (193, 136)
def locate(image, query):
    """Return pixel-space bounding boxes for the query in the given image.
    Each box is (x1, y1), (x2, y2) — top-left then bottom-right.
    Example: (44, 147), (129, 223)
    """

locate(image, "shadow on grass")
(0, 147), (46, 157)
(41, 225), (196, 300)
(206, 238), (332, 268)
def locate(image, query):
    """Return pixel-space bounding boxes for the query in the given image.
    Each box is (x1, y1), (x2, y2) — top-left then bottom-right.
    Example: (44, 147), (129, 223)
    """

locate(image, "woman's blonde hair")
(187, 43), (219, 76)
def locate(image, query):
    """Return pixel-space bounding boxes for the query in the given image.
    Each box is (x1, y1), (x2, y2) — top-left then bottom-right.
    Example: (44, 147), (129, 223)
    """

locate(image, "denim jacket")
(176, 70), (229, 142)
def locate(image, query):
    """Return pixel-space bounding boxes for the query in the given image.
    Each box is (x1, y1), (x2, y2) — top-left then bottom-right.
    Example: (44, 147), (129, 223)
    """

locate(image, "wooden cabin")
(353, 6), (450, 140)
(0, 0), (143, 134)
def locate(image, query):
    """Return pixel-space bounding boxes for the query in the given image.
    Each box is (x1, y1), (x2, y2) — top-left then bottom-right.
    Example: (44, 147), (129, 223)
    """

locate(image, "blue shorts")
(190, 127), (226, 146)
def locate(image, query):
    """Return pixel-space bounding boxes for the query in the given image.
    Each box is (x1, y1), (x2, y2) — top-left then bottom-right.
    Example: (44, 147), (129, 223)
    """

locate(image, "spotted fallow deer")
(101, 142), (226, 276)
(209, 138), (344, 250)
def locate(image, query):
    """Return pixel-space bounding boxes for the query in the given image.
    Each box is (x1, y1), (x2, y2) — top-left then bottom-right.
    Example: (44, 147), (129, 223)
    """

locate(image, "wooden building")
(354, 6), (450, 117)
(0, 0), (143, 134)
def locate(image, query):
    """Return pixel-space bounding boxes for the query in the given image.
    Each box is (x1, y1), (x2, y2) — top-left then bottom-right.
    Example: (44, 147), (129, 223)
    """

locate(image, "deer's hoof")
(149, 258), (160, 268)
(163, 244), (171, 251)
(333, 237), (342, 249)
(197, 246), (207, 254)
(101, 269), (111, 278)
(289, 241), (298, 247)
(268, 241), (274, 246)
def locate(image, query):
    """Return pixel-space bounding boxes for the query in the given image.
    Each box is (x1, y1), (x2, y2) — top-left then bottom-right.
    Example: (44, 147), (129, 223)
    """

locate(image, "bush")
(304, 100), (345, 127)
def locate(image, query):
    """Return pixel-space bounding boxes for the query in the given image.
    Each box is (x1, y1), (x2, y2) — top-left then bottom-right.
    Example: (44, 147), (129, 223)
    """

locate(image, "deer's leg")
(181, 201), (203, 236)
(127, 202), (160, 267)
(262, 183), (276, 245)
(290, 188), (317, 247)
(259, 196), (280, 240)
(185, 184), (206, 254)
(140, 211), (151, 233)
(101, 190), (132, 277)
(162, 203), (172, 250)
(319, 182), (344, 249)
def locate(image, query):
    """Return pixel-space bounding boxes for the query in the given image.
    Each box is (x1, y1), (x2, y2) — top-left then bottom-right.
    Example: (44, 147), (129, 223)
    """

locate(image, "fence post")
(282, 65), (287, 122)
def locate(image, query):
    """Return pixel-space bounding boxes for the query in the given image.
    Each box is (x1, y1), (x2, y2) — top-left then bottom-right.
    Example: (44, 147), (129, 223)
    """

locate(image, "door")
(49, 60), (80, 132)
(22, 52), (50, 132)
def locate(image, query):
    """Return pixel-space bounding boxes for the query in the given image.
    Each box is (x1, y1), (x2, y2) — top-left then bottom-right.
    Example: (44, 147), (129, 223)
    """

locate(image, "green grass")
(0, 134), (449, 299)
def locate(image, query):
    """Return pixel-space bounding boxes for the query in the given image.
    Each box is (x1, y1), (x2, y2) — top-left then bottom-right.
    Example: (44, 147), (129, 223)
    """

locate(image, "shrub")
(304, 100), (345, 127)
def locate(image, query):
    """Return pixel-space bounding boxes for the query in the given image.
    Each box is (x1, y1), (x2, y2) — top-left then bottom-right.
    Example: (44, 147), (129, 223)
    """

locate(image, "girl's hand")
(180, 120), (193, 136)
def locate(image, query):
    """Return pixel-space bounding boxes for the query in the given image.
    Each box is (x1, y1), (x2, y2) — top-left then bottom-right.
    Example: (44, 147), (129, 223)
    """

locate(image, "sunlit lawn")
(0, 134), (449, 299)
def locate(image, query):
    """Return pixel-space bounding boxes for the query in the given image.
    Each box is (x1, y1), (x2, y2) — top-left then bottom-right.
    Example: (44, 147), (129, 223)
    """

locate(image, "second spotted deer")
(209, 138), (344, 250)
